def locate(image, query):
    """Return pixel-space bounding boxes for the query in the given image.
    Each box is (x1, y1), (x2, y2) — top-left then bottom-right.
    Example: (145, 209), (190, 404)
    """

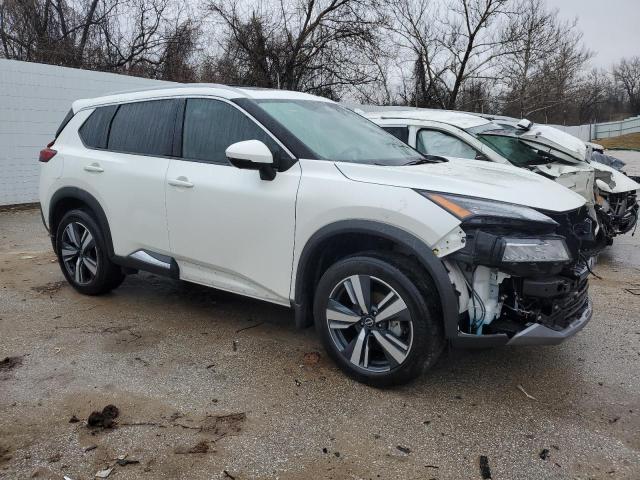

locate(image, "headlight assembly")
(417, 191), (557, 227)
(501, 238), (570, 263)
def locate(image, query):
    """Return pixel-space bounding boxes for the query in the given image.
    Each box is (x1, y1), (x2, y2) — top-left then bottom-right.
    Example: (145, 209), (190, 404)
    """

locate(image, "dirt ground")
(596, 133), (640, 151)
(1, 154), (639, 479)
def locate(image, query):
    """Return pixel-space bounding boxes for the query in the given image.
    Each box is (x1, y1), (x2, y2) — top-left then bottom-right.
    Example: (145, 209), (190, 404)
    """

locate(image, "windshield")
(467, 125), (560, 167)
(254, 100), (424, 165)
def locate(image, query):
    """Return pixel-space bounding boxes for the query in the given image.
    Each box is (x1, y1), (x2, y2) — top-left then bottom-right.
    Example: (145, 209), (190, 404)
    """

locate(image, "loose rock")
(87, 405), (120, 429)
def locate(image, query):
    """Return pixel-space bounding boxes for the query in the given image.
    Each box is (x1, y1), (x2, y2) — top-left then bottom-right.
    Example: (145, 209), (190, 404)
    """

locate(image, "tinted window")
(416, 129), (478, 159)
(182, 99), (281, 164)
(79, 105), (118, 148)
(108, 100), (176, 156)
(383, 127), (409, 144)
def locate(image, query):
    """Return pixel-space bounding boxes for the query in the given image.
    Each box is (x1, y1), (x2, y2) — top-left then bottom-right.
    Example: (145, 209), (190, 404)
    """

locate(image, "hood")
(516, 124), (588, 162)
(336, 157), (586, 213)
(590, 162), (640, 194)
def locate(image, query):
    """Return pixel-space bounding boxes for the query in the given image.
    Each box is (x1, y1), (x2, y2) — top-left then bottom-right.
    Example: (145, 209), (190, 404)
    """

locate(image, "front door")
(165, 98), (300, 305)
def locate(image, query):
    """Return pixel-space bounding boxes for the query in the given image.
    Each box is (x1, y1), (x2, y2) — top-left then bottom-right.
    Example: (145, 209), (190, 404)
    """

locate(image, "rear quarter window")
(107, 100), (177, 156)
(78, 105), (118, 148)
(382, 127), (409, 144)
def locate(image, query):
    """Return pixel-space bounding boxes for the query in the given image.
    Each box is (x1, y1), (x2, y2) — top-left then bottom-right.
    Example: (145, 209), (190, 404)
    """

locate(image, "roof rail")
(101, 82), (247, 98)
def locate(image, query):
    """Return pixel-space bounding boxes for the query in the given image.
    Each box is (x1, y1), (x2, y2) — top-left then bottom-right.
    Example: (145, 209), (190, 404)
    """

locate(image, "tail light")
(39, 141), (57, 162)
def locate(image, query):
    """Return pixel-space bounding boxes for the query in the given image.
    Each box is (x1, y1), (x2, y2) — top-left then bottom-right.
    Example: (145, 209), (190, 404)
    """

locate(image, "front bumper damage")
(598, 189), (638, 237)
(445, 207), (594, 348)
(507, 299), (591, 346)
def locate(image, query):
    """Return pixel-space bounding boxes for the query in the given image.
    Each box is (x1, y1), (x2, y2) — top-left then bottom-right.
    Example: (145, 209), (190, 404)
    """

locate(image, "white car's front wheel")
(314, 254), (445, 387)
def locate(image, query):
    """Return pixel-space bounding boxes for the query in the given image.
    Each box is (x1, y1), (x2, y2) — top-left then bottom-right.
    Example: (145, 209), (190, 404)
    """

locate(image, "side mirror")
(225, 140), (276, 180)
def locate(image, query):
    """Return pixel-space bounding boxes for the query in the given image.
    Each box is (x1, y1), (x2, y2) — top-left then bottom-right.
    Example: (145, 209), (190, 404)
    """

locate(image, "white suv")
(40, 85), (594, 386)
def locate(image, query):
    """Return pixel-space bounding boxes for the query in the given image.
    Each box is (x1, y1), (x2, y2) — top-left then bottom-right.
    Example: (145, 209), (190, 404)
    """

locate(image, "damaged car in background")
(480, 115), (640, 241)
(364, 109), (639, 246)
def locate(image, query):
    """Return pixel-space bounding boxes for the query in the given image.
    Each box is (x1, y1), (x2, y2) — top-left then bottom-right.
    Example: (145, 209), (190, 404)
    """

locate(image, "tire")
(55, 209), (124, 295)
(314, 253), (445, 387)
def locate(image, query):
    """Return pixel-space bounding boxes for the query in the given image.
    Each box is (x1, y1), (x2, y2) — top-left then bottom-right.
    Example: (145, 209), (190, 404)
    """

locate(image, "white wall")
(549, 124), (593, 142)
(593, 115), (640, 139)
(0, 59), (171, 206)
(552, 117), (640, 142)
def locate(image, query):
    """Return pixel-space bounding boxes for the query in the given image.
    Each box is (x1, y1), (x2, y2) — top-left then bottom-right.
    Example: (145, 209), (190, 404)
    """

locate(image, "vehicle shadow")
(115, 271), (585, 400)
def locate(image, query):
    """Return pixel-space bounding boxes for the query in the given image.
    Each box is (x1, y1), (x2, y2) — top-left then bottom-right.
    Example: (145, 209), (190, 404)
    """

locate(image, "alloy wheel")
(60, 222), (99, 285)
(326, 275), (414, 372)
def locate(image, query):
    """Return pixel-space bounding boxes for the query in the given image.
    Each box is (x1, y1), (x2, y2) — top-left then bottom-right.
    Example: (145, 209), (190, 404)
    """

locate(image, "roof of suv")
(72, 83), (333, 112)
(364, 109), (490, 130)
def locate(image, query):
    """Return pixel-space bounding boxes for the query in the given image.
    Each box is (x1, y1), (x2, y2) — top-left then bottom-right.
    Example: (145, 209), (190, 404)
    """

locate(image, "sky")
(545, 0), (639, 68)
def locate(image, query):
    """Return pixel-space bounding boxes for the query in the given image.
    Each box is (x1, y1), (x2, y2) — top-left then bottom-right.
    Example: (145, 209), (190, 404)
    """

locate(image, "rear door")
(70, 99), (180, 256)
(165, 97), (300, 305)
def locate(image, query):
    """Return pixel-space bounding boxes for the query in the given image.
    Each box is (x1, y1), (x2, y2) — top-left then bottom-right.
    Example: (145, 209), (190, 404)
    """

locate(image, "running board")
(113, 250), (180, 279)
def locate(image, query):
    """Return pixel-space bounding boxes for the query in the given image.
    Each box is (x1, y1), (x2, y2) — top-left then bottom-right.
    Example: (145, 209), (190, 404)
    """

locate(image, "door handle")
(168, 176), (194, 188)
(84, 163), (104, 173)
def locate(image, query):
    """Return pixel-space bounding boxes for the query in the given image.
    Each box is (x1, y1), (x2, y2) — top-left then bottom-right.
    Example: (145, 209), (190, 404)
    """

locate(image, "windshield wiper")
(402, 155), (447, 166)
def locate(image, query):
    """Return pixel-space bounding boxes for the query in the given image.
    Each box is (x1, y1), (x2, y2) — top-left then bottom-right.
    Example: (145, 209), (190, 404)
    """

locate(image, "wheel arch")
(49, 187), (114, 257)
(293, 220), (460, 338)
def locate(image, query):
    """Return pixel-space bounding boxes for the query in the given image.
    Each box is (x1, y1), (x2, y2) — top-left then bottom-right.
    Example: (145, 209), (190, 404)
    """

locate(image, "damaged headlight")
(502, 238), (570, 262)
(418, 191), (557, 228)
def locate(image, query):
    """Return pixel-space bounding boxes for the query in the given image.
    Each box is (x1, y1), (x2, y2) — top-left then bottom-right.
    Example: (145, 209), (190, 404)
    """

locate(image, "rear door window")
(181, 99), (281, 164)
(79, 105), (118, 148)
(107, 100), (177, 156)
(416, 129), (479, 159)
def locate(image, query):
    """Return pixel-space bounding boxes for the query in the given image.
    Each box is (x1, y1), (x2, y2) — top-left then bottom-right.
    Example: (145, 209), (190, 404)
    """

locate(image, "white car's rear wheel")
(55, 209), (124, 295)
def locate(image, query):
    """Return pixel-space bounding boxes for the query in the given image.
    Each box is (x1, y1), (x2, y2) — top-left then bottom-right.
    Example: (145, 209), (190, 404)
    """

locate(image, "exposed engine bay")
(598, 189), (639, 239)
(445, 206), (595, 339)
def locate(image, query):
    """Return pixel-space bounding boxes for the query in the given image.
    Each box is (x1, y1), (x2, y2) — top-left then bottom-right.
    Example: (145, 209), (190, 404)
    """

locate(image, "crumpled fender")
(591, 162), (640, 194)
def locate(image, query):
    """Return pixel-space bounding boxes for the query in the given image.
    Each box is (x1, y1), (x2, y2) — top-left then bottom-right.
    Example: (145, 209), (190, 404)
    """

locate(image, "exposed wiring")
(579, 253), (602, 280)
(462, 271), (486, 334)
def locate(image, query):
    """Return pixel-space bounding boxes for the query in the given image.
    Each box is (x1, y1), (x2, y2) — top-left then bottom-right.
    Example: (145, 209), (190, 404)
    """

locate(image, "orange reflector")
(427, 194), (473, 219)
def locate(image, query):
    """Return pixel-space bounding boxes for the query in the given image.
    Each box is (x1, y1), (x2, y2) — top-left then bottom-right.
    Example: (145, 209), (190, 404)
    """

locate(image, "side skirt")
(113, 250), (180, 279)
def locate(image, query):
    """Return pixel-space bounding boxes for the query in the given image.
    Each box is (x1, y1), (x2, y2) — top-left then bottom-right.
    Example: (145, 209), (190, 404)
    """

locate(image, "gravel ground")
(1, 154), (639, 480)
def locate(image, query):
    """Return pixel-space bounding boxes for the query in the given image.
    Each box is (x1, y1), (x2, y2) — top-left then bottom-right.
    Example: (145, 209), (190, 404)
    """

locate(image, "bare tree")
(158, 19), (198, 82)
(439, 0), (513, 109)
(613, 56), (640, 115)
(495, 0), (592, 123)
(497, 0), (565, 117)
(388, 0), (514, 109)
(389, 0), (448, 107)
(0, 0), (195, 79)
(204, 0), (387, 99)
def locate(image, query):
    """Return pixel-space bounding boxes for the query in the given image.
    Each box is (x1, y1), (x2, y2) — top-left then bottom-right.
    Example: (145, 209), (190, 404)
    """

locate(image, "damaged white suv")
(40, 85), (594, 386)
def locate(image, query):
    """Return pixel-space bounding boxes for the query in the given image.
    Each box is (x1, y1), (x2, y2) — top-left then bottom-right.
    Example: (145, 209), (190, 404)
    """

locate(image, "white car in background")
(480, 115), (639, 240)
(364, 109), (638, 245)
(40, 84), (595, 386)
